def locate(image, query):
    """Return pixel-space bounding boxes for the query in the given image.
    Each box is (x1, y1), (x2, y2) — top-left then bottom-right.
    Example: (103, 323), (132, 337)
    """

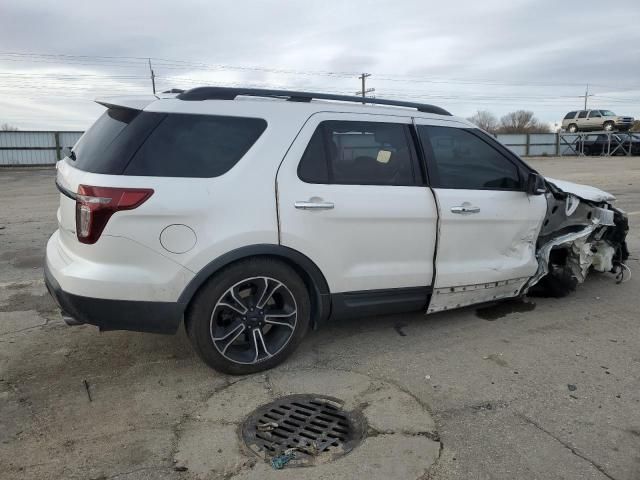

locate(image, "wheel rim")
(569, 125), (577, 133)
(604, 123), (613, 131)
(209, 276), (297, 365)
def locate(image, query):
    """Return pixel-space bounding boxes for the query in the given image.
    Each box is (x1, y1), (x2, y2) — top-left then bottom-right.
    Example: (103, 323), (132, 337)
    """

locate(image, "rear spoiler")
(95, 95), (158, 111)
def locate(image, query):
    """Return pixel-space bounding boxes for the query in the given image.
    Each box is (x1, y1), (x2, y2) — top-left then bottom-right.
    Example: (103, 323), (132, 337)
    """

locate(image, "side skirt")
(330, 286), (431, 321)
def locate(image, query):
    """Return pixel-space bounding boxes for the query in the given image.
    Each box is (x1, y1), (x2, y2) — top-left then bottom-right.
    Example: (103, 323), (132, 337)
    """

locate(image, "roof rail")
(176, 87), (451, 116)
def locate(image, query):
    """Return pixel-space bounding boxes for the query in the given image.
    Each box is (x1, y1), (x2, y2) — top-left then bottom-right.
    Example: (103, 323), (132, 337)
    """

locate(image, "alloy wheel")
(209, 276), (297, 365)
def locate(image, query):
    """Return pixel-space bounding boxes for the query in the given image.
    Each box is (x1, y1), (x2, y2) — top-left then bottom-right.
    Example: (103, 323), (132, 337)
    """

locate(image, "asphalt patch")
(0, 292), (57, 315)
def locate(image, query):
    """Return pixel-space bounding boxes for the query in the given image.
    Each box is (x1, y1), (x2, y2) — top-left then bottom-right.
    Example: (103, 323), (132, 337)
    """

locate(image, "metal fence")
(1, 130), (636, 166)
(0, 131), (83, 166)
(497, 132), (638, 157)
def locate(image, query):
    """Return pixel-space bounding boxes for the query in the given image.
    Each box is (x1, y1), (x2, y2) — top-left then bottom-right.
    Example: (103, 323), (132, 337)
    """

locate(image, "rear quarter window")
(564, 111), (577, 120)
(124, 114), (267, 178)
(70, 108), (164, 174)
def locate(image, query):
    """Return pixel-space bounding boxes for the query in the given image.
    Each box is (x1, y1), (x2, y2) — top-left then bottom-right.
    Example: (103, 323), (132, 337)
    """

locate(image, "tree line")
(467, 110), (551, 134)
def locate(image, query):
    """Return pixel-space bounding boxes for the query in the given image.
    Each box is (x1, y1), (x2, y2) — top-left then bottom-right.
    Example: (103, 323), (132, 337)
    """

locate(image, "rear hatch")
(56, 96), (161, 248)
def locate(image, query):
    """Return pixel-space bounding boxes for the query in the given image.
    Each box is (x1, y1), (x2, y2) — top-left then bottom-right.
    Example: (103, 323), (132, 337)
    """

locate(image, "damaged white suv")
(45, 88), (630, 374)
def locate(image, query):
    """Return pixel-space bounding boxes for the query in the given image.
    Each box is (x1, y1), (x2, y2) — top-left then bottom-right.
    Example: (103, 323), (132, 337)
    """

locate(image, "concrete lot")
(1, 155), (639, 480)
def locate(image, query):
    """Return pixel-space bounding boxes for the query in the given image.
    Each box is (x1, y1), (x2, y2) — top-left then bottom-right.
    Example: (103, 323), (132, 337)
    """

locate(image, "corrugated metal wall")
(0, 131), (83, 166)
(1, 130), (586, 166)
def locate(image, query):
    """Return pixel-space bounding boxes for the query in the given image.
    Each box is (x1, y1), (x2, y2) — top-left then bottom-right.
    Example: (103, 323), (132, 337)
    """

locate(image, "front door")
(415, 122), (547, 313)
(277, 112), (438, 295)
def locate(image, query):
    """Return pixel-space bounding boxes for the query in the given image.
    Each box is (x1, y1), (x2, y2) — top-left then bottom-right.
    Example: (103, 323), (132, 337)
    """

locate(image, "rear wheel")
(186, 258), (311, 374)
(568, 124), (578, 133)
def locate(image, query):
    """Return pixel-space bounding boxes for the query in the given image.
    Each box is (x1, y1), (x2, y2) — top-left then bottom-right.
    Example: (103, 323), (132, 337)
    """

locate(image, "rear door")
(415, 122), (547, 313)
(576, 110), (589, 129)
(587, 110), (602, 130)
(277, 112), (437, 298)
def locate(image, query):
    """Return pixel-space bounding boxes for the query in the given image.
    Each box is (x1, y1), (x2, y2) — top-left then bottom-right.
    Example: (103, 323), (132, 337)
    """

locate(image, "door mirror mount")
(527, 172), (547, 195)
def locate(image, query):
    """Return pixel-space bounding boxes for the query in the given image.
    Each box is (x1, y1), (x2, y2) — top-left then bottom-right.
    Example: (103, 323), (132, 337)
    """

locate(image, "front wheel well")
(181, 246), (331, 330)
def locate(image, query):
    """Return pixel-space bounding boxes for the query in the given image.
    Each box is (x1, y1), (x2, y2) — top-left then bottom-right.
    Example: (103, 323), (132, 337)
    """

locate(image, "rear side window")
(564, 111), (577, 120)
(70, 108), (164, 174)
(419, 126), (521, 190)
(125, 114), (267, 178)
(578, 111), (588, 118)
(297, 121), (418, 186)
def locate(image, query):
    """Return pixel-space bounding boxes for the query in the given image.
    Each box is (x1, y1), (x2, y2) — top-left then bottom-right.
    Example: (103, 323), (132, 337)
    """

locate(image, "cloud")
(1, 0), (638, 129)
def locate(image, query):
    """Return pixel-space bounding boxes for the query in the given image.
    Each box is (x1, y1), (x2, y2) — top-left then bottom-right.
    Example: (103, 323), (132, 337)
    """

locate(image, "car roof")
(96, 87), (473, 127)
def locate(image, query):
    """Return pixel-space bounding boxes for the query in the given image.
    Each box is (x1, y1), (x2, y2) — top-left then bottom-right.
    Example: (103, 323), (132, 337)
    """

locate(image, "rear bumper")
(44, 260), (184, 334)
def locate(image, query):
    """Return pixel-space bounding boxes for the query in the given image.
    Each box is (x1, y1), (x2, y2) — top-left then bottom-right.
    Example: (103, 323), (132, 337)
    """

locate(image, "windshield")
(601, 110), (616, 116)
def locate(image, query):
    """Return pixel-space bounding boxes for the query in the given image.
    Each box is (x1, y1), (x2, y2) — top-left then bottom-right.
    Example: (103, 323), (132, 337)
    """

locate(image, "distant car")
(581, 133), (640, 156)
(562, 110), (634, 132)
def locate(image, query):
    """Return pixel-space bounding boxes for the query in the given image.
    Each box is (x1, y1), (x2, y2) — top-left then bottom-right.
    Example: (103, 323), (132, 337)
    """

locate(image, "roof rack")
(176, 87), (451, 116)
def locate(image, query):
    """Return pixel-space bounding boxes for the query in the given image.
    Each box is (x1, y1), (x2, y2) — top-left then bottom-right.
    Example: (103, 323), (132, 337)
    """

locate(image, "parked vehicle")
(562, 110), (634, 132)
(581, 133), (640, 156)
(45, 88), (630, 374)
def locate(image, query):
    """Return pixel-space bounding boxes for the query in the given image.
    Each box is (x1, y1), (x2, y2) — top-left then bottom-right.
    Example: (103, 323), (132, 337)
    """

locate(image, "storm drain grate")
(242, 394), (366, 466)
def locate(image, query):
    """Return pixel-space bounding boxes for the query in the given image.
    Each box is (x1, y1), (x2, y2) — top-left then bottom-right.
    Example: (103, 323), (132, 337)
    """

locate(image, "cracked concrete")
(1, 157), (640, 479)
(173, 369), (440, 479)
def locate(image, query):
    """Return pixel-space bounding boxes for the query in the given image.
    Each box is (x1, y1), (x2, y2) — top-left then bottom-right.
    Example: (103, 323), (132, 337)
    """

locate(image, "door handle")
(294, 200), (335, 210)
(451, 205), (480, 214)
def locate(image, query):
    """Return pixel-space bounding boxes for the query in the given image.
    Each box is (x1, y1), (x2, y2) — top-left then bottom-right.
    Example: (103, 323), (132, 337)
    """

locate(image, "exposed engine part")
(614, 263), (631, 284)
(523, 182), (630, 297)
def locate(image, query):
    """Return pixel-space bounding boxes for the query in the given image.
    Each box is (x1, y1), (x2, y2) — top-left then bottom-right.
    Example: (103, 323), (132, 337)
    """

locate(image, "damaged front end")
(523, 178), (630, 297)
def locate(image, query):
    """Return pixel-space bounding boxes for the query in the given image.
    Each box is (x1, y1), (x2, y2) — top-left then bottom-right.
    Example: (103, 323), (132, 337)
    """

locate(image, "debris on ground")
(83, 379), (92, 402)
(568, 384), (577, 392)
(257, 421), (278, 432)
(271, 450), (296, 470)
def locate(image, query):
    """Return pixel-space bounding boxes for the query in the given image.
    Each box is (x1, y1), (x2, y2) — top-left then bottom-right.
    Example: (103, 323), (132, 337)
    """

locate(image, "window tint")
(564, 111), (577, 119)
(589, 110), (601, 118)
(419, 126), (521, 190)
(578, 111), (588, 118)
(70, 109), (164, 174)
(298, 121), (417, 186)
(298, 127), (329, 183)
(125, 114), (267, 177)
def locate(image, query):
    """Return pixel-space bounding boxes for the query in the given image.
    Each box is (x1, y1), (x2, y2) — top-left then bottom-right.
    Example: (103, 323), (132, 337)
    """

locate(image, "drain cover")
(242, 394), (366, 466)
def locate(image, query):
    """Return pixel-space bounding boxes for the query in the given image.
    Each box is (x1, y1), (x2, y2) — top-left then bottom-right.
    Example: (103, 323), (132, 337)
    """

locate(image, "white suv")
(45, 87), (630, 374)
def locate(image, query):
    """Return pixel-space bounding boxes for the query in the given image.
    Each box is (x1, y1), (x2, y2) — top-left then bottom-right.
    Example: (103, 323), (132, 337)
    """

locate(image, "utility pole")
(357, 73), (374, 103)
(148, 58), (156, 95)
(583, 84), (593, 110)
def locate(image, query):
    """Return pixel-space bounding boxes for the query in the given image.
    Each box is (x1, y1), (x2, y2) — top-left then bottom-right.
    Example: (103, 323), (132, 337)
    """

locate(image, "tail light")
(75, 185), (153, 244)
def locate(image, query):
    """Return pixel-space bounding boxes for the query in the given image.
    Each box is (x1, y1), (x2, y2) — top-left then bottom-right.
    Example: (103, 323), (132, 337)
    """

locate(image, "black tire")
(568, 124), (578, 133)
(583, 146), (591, 156)
(527, 268), (577, 298)
(185, 258), (311, 375)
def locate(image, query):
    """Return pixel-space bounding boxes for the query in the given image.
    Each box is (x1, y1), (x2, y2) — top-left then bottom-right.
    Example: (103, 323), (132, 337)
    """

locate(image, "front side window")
(297, 121), (418, 186)
(419, 126), (521, 190)
(125, 114), (267, 178)
(589, 110), (602, 118)
(578, 111), (588, 119)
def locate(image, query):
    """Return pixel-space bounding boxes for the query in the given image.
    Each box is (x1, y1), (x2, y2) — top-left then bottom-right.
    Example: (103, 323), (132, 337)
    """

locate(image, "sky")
(1, 0), (639, 130)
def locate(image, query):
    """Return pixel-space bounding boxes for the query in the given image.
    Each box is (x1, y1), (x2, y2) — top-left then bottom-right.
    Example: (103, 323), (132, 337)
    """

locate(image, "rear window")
(125, 114), (267, 177)
(71, 108), (162, 174)
(69, 109), (266, 178)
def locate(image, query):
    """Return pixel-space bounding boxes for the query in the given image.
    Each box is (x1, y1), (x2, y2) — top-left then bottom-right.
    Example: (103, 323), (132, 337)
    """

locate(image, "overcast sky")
(1, 0), (639, 130)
